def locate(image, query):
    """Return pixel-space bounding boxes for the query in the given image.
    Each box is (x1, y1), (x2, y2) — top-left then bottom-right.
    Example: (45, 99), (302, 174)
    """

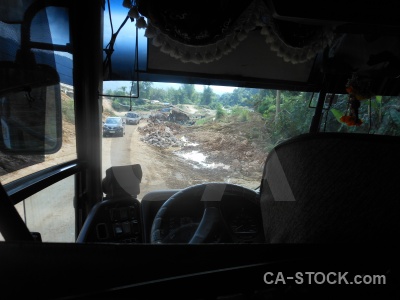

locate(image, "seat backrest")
(260, 132), (400, 243)
(102, 164), (142, 198)
(76, 164), (143, 243)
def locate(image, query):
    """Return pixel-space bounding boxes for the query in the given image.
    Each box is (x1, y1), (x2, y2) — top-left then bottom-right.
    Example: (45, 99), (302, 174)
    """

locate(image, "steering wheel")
(150, 182), (259, 244)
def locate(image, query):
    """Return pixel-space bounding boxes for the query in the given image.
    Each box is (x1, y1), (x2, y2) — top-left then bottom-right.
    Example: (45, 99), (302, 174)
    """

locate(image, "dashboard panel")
(77, 185), (265, 244)
(221, 195), (265, 243)
(76, 197), (142, 244)
(140, 186), (265, 244)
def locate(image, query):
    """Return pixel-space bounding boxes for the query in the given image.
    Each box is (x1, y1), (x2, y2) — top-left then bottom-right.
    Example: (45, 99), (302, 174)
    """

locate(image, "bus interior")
(0, 0), (399, 299)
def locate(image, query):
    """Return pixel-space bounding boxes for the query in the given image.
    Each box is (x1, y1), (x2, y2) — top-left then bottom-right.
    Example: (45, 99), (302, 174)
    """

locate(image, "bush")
(230, 106), (250, 122)
(215, 104), (225, 120)
(62, 97), (75, 123)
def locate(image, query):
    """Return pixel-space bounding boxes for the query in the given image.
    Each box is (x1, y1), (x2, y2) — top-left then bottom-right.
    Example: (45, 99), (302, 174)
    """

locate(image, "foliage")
(219, 88), (260, 107)
(231, 106), (250, 122)
(139, 82), (154, 99)
(324, 95), (400, 135)
(103, 82), (400, 152)
(259, 91), (315, 150)
(61, 94), (75, 123)
(329, 108), (344, 123)
(200, 85), (215, 105)
(194, 117), (212, 125)
(105, 82), (269, 109)
(111, 99), (128, 111)
(215, 103), (225, 120)
(107, 80), (354, 153)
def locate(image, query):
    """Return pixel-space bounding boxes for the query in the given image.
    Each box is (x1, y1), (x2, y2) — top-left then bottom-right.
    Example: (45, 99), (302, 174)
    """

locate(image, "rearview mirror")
(0, 62), (62, 154)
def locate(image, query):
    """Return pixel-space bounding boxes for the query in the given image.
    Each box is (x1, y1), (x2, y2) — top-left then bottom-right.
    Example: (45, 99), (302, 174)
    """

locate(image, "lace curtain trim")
(124, 0), (336, 65)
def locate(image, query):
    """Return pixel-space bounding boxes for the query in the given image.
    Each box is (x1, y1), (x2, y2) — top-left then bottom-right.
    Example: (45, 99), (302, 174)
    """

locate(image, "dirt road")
(102, 122), (172, 197)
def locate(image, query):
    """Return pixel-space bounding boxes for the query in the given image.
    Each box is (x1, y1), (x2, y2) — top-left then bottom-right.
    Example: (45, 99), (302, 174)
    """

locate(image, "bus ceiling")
(100, 0), (400, 96)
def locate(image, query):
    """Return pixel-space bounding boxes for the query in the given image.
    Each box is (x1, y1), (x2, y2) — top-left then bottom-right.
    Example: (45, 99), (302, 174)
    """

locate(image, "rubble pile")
(138, 121), (184, 148)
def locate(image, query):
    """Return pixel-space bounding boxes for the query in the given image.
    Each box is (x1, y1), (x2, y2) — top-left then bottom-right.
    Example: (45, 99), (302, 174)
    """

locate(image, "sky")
(102, 81), (236, 95)
(154, 82), (235, 95)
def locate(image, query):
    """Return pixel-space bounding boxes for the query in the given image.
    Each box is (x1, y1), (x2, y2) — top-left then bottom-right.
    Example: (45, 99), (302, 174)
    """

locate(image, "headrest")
(260, 132), (400, 243)
(102, 164), (142, 198)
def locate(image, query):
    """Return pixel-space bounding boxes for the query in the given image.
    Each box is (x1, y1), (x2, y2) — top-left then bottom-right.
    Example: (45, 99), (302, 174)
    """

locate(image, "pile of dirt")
(137, 110), (269, 180)
(138, 121), (184, 148)
(178, 117), (269, 178)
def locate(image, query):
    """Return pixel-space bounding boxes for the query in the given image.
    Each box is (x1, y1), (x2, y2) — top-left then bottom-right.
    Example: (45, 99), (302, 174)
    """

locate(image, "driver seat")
(259, 132), (400, 244)
(76, 164), (143, 243)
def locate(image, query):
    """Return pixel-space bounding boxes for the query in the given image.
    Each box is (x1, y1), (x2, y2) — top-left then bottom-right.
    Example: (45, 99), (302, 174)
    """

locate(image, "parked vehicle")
(125, 111), (141, 125)
(0, 0), (398, 299)
(159, 107), (172, 114)
(103, 116), (125, 137)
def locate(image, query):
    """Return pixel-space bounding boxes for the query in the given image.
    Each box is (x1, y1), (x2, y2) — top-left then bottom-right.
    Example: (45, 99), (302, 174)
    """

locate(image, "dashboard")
(77, 185), (265, 244)
(140, 185), (265, 244)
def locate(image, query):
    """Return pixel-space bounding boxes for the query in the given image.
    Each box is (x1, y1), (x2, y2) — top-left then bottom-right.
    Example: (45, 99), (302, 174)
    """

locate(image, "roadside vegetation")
(103, 82), (316, 151)
(103, 81), (400, 151)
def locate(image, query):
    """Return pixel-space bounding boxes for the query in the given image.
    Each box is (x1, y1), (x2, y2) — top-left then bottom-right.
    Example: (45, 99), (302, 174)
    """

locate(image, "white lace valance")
(123, 0), (336, 65)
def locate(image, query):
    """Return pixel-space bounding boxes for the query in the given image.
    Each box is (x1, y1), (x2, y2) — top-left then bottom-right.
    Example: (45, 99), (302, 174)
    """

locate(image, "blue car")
(102, 117), (125, 137)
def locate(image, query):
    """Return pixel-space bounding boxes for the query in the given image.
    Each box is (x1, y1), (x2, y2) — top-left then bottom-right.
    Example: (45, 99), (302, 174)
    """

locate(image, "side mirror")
(0, 62), (62, 154)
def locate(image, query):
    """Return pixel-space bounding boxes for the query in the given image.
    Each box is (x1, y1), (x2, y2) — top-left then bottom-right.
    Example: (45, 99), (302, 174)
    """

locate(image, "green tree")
(275, 90), (281, 124)
(181, 84), (196, 103)
(150, 88), (167, 102)
(139, 82), (153, 99)
(165, 87), (185, 104)
(264, 91), (314, 149)
(200, 85), (214, 105)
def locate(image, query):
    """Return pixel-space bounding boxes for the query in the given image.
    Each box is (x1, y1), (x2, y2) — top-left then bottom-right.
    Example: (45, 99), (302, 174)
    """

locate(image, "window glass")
(0, 175), (75, 242)
(102, 86), (316, 199)
(321, 94), (400, 136)
(30, 6), (70, 46)
(25, 175), (74, 242)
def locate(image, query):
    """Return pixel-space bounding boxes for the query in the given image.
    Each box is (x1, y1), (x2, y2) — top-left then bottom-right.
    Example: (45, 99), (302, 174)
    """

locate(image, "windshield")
(101, 84), (400, 199)
(3, 80), (400, 205)
(101, 85), (317, 197)
(105, 118), (119, 124)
